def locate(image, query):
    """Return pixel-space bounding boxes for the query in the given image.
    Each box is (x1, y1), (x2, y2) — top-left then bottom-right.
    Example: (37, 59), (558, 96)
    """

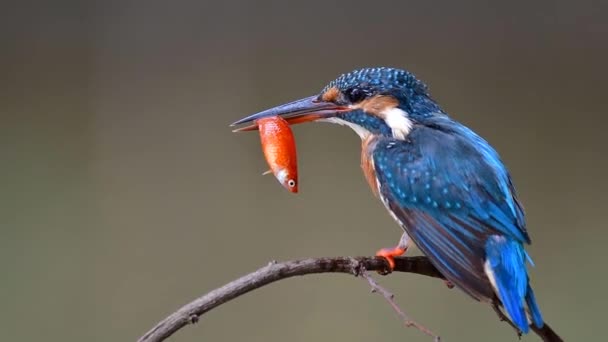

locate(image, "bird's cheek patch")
(352, 95), (412, 140)
(355, 95), (400, 116)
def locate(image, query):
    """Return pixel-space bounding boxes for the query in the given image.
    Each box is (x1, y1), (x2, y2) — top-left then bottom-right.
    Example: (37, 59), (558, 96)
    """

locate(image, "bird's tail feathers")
(525, 283), (544, 328)
(485, 236), (544, 333)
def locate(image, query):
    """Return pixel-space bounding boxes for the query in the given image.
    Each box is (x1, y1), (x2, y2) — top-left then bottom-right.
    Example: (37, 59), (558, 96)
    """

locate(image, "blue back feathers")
(370, 116), (543, 331)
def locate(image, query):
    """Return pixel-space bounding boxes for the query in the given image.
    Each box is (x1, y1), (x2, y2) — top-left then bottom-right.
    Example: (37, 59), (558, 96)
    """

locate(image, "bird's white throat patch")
(320, 107), (412, 141)
(381, 107), (412, 140)
(319, 117), (371, 140)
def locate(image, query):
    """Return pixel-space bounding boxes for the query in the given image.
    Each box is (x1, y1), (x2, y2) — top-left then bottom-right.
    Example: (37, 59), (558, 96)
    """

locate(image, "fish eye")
(287, 179), (296, 188)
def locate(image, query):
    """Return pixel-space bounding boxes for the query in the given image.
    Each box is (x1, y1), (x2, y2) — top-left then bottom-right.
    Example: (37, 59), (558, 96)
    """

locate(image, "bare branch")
(137, 256), (562, 342)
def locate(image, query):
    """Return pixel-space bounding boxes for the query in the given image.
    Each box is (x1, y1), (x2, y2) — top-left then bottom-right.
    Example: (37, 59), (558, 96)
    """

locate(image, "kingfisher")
(231, 67), (544, 334)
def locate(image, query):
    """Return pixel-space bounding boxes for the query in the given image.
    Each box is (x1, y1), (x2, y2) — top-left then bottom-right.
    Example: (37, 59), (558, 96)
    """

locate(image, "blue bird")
(232, 67), (544, 334)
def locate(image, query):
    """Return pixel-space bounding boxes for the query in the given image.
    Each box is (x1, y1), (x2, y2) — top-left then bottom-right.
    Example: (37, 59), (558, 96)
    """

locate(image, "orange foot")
(375, 246), (407, 271)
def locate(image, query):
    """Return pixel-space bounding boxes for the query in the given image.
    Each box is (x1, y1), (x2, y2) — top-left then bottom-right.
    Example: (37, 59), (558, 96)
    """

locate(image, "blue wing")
(371, 119), (530, 302)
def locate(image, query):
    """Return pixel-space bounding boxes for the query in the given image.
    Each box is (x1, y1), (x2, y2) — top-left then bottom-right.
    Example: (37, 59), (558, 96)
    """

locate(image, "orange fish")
(256, 116), (298, 193)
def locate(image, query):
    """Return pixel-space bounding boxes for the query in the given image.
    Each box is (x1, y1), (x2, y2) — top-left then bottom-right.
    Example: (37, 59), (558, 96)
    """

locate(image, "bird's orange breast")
(361, 135), (379, 197)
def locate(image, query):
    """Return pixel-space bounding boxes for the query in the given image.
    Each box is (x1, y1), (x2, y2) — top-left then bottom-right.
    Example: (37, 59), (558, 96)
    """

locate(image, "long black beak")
(230, 95), (348, 132)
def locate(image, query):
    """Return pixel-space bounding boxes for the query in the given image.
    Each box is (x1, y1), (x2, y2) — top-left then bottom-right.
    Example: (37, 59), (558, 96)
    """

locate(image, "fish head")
(276, 168), (298, 193)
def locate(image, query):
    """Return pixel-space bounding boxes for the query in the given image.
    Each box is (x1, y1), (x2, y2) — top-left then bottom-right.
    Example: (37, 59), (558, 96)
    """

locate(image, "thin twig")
(137, 256), (562, 342)
(358, 268), (440, 341)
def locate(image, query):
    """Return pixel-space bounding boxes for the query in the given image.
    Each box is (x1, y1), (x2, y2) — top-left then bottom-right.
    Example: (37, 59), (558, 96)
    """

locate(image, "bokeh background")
(3, 1), (607, 341)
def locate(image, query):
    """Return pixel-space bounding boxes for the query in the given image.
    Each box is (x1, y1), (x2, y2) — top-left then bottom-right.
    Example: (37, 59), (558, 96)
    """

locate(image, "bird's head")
(232, 67), (443, 140)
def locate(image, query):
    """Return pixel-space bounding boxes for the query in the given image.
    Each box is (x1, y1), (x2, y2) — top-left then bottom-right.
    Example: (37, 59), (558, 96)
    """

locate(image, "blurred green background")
(3, 1), (607, 341)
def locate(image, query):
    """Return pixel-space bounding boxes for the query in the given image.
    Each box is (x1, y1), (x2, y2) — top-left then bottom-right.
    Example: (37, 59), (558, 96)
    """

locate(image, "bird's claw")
(375, 246), (406, 275)
(376, 265), (392, 276)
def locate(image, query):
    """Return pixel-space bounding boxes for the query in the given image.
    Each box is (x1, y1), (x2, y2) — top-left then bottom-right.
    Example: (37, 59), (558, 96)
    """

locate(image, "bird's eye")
(345, 88), (367, 103)
(287, 179), (296, 188)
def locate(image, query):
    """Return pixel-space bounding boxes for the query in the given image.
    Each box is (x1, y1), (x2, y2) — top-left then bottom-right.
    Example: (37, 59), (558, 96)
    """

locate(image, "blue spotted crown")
(321, 67), (428, 95)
